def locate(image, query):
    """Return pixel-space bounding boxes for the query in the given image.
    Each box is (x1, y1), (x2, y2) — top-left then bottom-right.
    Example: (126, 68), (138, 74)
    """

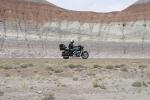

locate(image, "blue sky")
(46, 0), (138, 12)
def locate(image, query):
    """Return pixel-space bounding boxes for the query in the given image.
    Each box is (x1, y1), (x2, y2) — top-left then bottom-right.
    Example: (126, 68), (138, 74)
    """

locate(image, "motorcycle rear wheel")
(63, 56), (69, 59)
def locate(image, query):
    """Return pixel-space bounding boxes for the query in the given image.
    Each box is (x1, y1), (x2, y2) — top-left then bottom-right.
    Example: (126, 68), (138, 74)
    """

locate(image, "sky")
(46, 0), (138, 12)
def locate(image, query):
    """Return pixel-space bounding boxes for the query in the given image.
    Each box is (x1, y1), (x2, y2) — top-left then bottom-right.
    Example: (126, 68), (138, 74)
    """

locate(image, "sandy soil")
(0, 58), (150, 100)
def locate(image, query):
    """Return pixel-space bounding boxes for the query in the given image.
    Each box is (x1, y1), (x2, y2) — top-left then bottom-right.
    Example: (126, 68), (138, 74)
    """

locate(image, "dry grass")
(143, 81), (148, 87)
(131, 81), (148, 87)
(115, 64), (126, 68)
(132, 81), (142, 87)
(46, 67), (54, 71)
(73, 77), (78, 81)
(120, 67), (128, 72)
(139, 65), (148, 69)
(66, 64), (85, 69)
(20, 63), (33, 68)
(106, 65), (114, 69)
(0, 91), (4, 96)
(54, 69), (63, 73)
(92, 79), (106, 89)
(93, 79), (99, 88)
(46, 66), (63, 73)
(92, 75), (107, 89)
(42, 93), (55, 100)
(93, 65), (102, 69)
(5, 73), (11, 77)
(0, 64), (13, 70)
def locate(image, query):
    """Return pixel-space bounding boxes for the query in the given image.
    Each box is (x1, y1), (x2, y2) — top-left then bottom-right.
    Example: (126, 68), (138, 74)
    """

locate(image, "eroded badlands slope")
(0, 0), (150, 58)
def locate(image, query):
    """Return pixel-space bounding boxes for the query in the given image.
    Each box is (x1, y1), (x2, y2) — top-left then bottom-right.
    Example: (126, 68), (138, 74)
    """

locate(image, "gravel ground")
(0, 59), (150, 100)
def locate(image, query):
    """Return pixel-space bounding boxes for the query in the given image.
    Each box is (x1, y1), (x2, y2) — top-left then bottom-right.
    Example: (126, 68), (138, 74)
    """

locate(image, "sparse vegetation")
(0, 59), (150, 99)
(34, 71), (38, 73)
(17, 70), (21, 73)
(0, 64), (12, 70)
(132, 81), (142, 87)
(132, 81), (148, 87)
(120, 67), (128, 72)
(93, 65), (102, 69)
(46, 66), (63, 73)
(106, 65), (114, 69)
(48, 72), (53, 75)
(42, 93), (55, 100)
(66, 64), (84, 69)
(0, 91), (4, 96)
(54, 69), (63, 73)
(3, 66), (12, 70)
(64, 64), (85, 72)
(99, 85), (107, 89)
(115, 64), (125, 68)
(5, 73), (11, 77)
(87, 72), (96, 76)
(139, 65), (147, 69)
(93, 79), (99, 88)
(93, 79), (106, 89)
(143, 81), (148, 87)
(92, 75), (106, 89)
(46, 67), (54, 71)
(20, 63), (33, 68)
(73, 77), (78, 81)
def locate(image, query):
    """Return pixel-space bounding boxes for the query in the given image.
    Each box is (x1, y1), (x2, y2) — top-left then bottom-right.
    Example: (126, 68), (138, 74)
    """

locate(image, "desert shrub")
(139, 65), (147, 69)
(93, 79), (99, 88)
(34, 71), (38, 73)
(48, 72), (53, 75)
(106, 65), (114, 69)
(92, 79), (106, 89)
(42, 93), (55, 100)
(74, 67), (84, 72)
(0, 91), (4, 96)
(5, 73), (11, 77)
(132, 81), (142, 87)
(54, 69), (63, 73)
(87, 72), (96, 76)
(73, 77), (78, 81)
(20, 63), (33, 68)
(66, 64), (84, 69)
(17, 70), (21, 73)
(99, 85), (107, 89)
(120, 67), (128, 72)
(0, 64), (12, 70)
(143, 81), (148, 87)
(93, 65), (102, 69)
(132, 81), (148, 87)
(46, 66), (63, 73)
(45, 61), (49, 63)
(115, 64), (125, 68)
(46, 67), (54, 71)
(3, 66), (12, 70)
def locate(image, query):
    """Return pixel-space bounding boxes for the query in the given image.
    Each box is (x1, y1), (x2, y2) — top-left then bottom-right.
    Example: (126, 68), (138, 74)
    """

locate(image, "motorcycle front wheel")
(81, 51), (89, 59)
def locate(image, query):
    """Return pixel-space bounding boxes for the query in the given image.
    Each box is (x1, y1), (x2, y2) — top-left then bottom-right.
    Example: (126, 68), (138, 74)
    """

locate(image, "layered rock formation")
(0, 0), (150, 58)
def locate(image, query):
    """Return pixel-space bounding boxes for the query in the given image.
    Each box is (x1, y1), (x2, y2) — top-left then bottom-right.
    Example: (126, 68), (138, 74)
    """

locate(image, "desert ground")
(0, 58), (150, 100)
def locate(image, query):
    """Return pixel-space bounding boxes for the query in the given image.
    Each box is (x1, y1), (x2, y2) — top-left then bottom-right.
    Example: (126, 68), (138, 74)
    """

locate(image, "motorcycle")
(59, 44), (89, 59)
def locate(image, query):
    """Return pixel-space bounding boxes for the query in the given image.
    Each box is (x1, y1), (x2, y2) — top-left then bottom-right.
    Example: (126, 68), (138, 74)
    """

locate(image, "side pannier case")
(59, 44), (66, 50)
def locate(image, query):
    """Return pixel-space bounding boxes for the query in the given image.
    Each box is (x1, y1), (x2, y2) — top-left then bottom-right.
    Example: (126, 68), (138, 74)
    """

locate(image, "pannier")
(59, 44), (66, 50)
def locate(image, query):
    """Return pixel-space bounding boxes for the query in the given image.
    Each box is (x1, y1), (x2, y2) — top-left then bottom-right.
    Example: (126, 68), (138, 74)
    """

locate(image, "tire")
(63, 56), (69, 59)
(81, 51), (89, 59)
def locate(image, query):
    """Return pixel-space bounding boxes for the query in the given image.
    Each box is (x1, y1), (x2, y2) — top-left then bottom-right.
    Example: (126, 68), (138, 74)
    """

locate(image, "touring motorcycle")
(59, 44), (89, 59)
